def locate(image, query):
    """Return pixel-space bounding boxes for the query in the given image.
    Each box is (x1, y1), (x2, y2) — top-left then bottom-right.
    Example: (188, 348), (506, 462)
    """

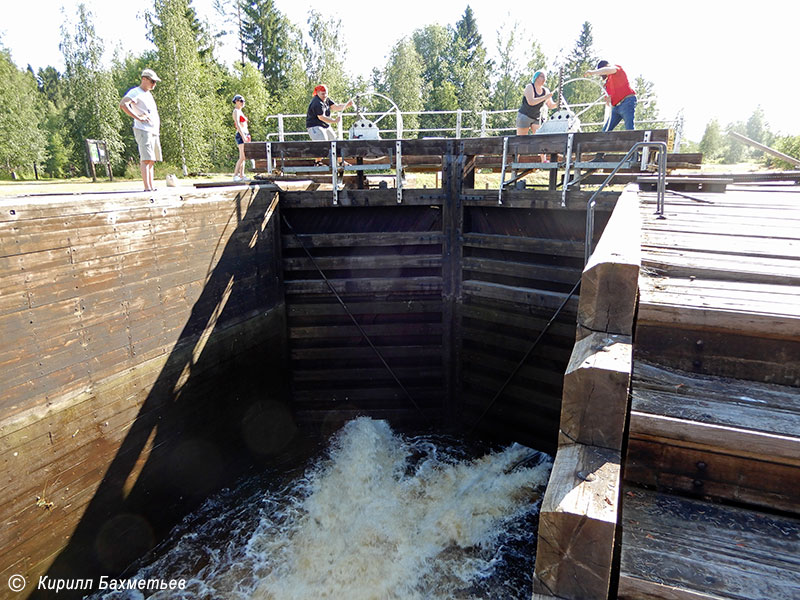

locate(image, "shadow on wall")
(33, 188), (297, 599)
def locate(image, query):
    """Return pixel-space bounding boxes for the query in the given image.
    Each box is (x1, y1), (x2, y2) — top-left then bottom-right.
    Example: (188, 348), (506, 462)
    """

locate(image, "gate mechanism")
(536, 77), (611, 134)
(346, 92), (404, 140)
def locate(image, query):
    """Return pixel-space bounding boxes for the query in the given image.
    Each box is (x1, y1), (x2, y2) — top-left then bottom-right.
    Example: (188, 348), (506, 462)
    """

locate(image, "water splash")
(92, 417), (552, 600)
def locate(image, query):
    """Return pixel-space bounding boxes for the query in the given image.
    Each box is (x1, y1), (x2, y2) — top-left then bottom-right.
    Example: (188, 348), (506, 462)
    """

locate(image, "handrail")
(263, 96), (677, 141)
(584, 141), (667, 265)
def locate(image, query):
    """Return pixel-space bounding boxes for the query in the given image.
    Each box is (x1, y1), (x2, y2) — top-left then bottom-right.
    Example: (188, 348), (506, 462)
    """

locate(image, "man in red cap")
(306, 85), (353, 141)
(585, 61), (637, 132)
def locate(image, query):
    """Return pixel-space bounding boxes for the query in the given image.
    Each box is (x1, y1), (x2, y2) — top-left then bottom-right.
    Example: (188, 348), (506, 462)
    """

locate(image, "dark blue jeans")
(603, 95), (637, 131)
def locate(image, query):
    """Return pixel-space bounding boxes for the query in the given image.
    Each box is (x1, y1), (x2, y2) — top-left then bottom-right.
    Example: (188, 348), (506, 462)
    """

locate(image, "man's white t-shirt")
(124, 86), (160, 133)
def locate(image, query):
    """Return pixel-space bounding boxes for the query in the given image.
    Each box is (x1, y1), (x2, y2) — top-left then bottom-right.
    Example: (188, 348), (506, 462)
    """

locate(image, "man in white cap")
(120, 69), (162, 192)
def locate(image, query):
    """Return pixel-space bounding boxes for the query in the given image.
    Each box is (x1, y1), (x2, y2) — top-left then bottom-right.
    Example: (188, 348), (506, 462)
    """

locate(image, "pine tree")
(60, 4), (125, 174)
(634, 76), (659, 126)
(561, 22), (605, 127)
(241, 0), (298, 92)
(452, 6), (490, 134)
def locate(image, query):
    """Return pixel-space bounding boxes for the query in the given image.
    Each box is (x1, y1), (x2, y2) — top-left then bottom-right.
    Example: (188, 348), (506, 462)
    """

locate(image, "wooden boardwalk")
(621, 182), (800, 599)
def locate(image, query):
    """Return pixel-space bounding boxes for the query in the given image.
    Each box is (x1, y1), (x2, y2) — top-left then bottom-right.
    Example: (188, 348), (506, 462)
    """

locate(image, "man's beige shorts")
(133, 128), (163, 162)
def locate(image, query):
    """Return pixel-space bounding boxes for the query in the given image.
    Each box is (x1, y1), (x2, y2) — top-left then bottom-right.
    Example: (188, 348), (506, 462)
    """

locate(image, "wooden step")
(626, 361), (800, 512)
(619, 488), (800, 599)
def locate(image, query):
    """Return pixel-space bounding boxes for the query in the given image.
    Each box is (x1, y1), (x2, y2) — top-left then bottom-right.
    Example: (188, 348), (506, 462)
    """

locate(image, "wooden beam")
(730, 131), (800, 167)
(578, 185), (641, 340)
(561, 332), (632, 451)
(534, 442), (621, 600)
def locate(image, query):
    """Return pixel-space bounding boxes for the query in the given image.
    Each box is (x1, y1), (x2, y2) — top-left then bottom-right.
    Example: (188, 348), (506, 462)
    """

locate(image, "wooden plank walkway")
(621, 182), (800, 599)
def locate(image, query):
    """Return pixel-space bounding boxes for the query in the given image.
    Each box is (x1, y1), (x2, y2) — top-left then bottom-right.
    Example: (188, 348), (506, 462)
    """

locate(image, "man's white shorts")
(307, 126), (336, 141)
(134, 128), (163, 162)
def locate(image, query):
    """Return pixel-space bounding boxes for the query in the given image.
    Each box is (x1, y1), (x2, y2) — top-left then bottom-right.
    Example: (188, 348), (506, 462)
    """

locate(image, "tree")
(744, 106), (771, 161)
(0, 47), (46, 175)
(60, 4), (125, 174)
(452, 6), (490, 133)
(306, 10), (350, 98)
(412, 25), (456, 134)
(699, 119), (723, 162)
(490, 22), (523, 131)
(561, 22), (604, 127)
(634, 76), (659, 126)
(149, 0), (218, 172)
(380, 38), (424, 136)
(241, 0), (298, 92)
(723, 121), (746, 164)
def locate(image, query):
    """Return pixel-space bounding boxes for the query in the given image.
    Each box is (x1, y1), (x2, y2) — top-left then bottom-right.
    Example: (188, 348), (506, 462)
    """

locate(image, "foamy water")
(92, 418), (552, 600)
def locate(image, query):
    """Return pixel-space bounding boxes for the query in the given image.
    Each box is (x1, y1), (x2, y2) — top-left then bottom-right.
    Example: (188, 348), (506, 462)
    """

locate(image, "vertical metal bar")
(640, 130), (652, 171)
(278, 114), (285, 142)
(561, 133), (574, 207)
(656, 144), (667, 217)
(456, 109), (462, 139)
(265, 141), (272, 175)
(330, 141), (338, 205)
(396, 140), (403, 203)
(498, 136), (509, 205)
(481, 110), (487, 137)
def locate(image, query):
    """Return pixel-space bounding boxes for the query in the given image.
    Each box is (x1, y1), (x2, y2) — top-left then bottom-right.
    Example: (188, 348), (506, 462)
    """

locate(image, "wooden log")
(560, 332), (632, 451)
(578, 185), (641, 340)
(534, 442), (620, 600)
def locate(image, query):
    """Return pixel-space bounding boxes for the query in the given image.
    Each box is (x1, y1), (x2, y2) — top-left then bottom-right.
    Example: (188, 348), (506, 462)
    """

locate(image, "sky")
(2, 0), (799, 141)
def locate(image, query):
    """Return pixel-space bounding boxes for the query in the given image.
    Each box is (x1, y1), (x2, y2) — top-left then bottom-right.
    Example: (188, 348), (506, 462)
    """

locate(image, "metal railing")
(584, 141), (668, 265)
(265, 98), (682, 148)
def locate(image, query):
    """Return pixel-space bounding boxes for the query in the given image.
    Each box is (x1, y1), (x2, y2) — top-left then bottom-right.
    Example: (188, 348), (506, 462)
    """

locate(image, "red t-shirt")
(604, 66), (636, 106)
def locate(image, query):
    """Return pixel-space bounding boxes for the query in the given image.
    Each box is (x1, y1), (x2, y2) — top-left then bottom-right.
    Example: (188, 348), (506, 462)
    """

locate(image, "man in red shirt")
(585, 60), (637, 131)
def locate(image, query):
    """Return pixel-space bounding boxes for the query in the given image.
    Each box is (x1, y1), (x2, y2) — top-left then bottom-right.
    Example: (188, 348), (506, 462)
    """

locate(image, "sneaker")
(233, 175), (242, 182)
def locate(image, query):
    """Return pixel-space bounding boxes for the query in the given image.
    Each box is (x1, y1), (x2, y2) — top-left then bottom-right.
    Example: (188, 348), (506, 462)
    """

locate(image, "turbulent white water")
(94, 418), (552, 600)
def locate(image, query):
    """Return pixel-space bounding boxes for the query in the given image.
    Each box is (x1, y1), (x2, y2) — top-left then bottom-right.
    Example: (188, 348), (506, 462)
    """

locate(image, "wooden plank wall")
(459, 202), (598, 451)
(0, 186), (289, 591)
(279, 199), (448, 432)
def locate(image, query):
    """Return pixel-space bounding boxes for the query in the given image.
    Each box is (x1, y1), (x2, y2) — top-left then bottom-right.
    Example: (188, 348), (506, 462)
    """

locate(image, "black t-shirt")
(306, 95), (335, 128)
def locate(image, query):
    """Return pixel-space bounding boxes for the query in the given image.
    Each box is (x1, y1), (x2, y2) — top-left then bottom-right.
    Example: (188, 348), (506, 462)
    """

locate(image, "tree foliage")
(241, 0), (298, 92)
(381, 38), (423, 135)
(149, 0), (219, 172)
(561, 22), (604, 126)
(699, 119), (723, 160)
(0, 47), (46, 175)
(60, 4), (125, 173)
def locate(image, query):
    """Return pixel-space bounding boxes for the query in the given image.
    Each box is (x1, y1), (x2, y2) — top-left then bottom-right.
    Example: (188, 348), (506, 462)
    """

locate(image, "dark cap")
(232, 94), (244, 103)
(597, 60), (609, 69)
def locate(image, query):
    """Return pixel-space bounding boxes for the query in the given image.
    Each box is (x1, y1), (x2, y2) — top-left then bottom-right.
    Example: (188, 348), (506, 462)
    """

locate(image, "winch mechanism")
(347, 92), (403, 140)
(536, 76), (611, 134)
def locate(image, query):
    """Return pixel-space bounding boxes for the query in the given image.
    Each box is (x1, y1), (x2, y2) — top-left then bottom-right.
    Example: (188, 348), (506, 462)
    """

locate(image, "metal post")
(456, 109), (462, 139)
(498, 136), (509, 205)
(265, 142), (272, 175)
(278, 114), (285, 142)
(331, 141), (338, 205)
(481, 111), (487, 137)
(640, 131), (652, 171)
(396, 140), (403, 203)
(561, 133), (574, 207)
